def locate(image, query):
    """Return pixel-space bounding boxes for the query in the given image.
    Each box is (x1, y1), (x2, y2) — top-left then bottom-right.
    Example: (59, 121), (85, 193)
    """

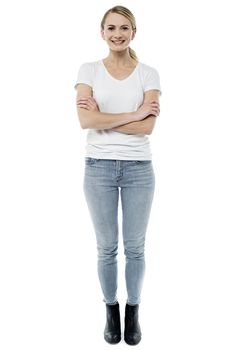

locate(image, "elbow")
(145, 116), (156, 135)
(80, 121), (88, 129)
(79, 118), (87, 129)
(77, 111), (88, 129)
(145, 127), (152, 135)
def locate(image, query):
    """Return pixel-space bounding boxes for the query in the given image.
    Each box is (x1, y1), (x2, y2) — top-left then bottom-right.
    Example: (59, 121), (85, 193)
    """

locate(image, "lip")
(111, 40), (125, 44)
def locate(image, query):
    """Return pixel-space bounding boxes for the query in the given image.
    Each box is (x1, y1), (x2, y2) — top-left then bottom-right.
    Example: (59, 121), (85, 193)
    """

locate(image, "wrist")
(129, 111), (138, 122)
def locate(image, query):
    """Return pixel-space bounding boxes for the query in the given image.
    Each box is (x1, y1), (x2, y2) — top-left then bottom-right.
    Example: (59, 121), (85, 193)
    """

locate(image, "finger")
(87, 100), (95, 108)
(77, 97), (89, 103)
(83, 96), (95, 104)
(76, 101), (88, 106)
(77, 100), (88, 105)
(89, 97), (98, 106)
(150, 102), (160, 106)
(77, 106), (88, 109)
(77, 99), (89, 104)
(89, 101), (99, 110)
(77, 103), (88, 108)
(77, 101), (87, 105)
(150, 101), (159, 106)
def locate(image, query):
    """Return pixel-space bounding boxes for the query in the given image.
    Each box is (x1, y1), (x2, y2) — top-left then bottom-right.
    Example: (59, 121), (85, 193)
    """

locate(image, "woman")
(75, 5), (161, 345)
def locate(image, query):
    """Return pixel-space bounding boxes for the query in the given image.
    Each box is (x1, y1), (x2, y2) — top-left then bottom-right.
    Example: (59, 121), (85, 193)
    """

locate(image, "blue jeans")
(83, 158), (155, 305)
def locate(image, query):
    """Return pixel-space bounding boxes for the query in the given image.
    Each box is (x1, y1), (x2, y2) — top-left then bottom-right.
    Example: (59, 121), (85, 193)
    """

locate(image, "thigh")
(120, 161), (155, 246)
(83, 158), (119, 247)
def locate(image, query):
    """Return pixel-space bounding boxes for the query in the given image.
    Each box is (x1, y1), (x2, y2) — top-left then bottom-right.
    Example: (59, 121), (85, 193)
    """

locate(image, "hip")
(84, 157), (155, 188)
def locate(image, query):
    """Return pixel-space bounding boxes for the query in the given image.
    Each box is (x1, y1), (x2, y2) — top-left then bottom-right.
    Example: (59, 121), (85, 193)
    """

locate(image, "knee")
(97, 244), (118, 261)
(124, 244), (145, 260)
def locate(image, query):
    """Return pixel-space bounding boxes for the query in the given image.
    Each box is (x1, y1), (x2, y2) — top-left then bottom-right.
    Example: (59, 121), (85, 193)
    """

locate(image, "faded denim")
(83, 158), (155, 305)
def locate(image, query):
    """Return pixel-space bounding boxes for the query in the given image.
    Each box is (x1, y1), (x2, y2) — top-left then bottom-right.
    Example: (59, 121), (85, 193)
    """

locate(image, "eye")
(107, 27), (114, 31)
(122, 27), (129, 31)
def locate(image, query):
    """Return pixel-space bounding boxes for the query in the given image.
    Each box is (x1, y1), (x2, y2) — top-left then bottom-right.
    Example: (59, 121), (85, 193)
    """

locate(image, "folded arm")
(75, 85), (135, 129)
(75, 84), (159, 132)
(110, 116), (154, 135)
(111, 90), (161, 135)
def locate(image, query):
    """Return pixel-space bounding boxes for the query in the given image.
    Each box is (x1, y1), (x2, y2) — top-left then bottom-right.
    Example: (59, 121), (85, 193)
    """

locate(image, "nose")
(113, 29), (122, 38)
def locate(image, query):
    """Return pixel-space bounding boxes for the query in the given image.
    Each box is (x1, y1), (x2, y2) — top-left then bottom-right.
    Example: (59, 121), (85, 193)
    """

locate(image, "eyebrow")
(106, 24), (130, 27)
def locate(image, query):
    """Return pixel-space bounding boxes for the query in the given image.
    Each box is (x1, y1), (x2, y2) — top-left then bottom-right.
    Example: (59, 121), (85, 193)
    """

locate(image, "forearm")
(111, 115), (156, 135)
(77, 108), (137, 130)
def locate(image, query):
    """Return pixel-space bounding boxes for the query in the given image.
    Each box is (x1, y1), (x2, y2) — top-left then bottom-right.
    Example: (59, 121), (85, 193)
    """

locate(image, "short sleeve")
(74, 62), (93, 90)
(143, 66), (162, 95)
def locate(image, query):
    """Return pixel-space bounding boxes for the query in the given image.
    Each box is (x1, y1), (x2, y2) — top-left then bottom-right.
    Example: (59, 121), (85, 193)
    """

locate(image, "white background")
(0, 0), (233, 349)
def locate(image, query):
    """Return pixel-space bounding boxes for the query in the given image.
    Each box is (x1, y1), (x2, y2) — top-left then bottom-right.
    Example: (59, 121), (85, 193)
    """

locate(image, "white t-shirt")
(74, 59), (162, 160)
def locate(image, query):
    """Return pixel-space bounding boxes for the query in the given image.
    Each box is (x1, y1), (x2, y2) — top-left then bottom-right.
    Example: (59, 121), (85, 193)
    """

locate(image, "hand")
(134, 101), (160, 121)
(76, 96), (99, 112)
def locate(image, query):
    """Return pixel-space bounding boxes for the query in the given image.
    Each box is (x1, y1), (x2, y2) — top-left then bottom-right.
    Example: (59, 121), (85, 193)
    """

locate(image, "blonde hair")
(100, 5), (138, 62)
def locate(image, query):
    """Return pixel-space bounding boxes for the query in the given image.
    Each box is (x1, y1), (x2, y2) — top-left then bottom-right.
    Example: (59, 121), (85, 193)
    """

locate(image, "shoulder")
(138, 62), (161, 94)
(75, 61), (100, 89)
(79, 60), (101, 70)
(138, 62), (160, 76)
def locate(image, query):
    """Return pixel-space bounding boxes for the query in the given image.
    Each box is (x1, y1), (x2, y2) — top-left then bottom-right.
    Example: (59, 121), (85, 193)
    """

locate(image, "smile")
(111, 40), (125, 44)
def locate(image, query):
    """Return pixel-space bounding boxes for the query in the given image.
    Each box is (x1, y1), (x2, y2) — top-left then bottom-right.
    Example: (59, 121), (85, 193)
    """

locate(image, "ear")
(131, 30), (136, 40)
(101, 30), (105, 40)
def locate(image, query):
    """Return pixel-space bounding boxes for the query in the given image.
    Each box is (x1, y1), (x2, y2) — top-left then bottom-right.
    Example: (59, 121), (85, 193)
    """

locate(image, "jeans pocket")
(134, 160), (152, 164)
(85, 157), (99, 166)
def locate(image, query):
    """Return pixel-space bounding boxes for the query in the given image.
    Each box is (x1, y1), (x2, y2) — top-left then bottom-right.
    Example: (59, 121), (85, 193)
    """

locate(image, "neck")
(104, 49), (136, 66)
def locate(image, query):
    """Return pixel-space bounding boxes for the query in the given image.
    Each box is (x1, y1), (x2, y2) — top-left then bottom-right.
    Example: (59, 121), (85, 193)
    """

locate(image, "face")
(101, 12), (136, 52)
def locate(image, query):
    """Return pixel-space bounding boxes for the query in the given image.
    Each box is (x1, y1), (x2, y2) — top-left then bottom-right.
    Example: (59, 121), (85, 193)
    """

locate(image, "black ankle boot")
(124, 303), (142, 345)
(104, 302), (121, 344)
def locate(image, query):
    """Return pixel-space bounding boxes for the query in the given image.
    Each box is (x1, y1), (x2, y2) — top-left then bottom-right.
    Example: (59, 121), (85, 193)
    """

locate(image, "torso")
(81, 59), (160, 160)
(102, 58), (138, 81)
